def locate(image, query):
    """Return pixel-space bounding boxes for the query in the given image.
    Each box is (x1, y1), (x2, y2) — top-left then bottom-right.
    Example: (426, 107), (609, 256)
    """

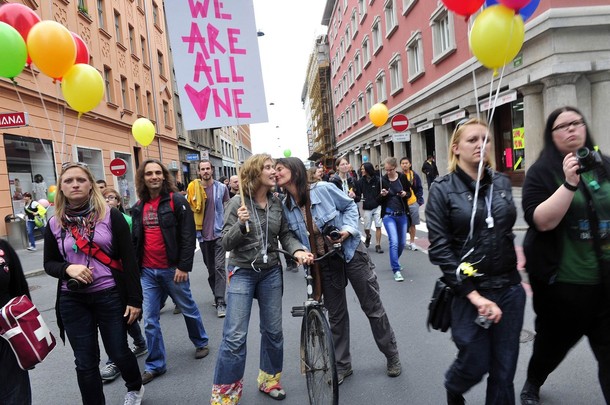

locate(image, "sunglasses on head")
(61, 161), (89, 170)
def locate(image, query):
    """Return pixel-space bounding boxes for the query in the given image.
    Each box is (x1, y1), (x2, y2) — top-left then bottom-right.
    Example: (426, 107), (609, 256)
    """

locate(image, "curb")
(25, 269), (46, 279)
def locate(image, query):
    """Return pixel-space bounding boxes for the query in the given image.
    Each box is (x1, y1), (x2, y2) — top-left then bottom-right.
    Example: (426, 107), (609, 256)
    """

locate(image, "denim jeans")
(445, 283), (526, 405)
(106, 320), (146, 365)
(59, 287), (142, 405)
(26, 220), (36, 248)
(382, 213), (408, 272)
(213, 265), (284, 385)
(141, 267), (208, 373)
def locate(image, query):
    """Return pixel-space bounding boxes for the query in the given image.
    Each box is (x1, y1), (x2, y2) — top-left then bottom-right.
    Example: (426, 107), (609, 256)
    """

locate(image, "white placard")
(165, 0), (268, 130)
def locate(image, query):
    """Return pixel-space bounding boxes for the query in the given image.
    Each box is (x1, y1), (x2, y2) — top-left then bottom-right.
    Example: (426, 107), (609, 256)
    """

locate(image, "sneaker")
(173, 305), (181, 314)
(393, 271), (404, 282)
(123, 385), (145, 405)
(364, 234), (371, 248)
(141, 369), (165, 385)
(375, 245), (384, 254)
(216, 303), (226, 318)
(337, 368), (353, 385)
(101, 363), (120, 382)
(409, 242), (418, 251)
(386, 354), (402, 377)
(131, 345), (148, 358)
(195, 346), (210, 359)
(27, 246), (36, 251)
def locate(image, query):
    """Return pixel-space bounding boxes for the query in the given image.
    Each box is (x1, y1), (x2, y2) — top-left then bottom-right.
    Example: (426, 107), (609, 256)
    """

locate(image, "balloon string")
(56, 80), (68, 164)
(30, 65), (60, 163)
(67, 115), (82, 163)
(11, 81), (53, 164)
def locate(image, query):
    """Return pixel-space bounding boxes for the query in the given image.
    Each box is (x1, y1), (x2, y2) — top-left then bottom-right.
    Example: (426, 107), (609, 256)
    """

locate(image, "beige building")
(0, 0), (178, 237)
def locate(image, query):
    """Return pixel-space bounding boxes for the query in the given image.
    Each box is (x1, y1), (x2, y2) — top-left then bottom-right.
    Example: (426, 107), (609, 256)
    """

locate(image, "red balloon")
(442, 0), (485, 17)
(71, 32), (89, 65)
(0, 3), (40, 41)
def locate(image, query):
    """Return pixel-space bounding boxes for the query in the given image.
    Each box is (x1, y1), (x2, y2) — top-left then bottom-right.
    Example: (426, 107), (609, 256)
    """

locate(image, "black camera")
(322, 224), (342, 241)
(66, 278), (84, 291)
(576, 147), (602, 174)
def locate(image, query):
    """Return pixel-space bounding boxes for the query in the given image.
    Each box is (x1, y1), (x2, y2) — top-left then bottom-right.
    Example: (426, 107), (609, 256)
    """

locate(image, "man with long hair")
(131, 159), (210, 385)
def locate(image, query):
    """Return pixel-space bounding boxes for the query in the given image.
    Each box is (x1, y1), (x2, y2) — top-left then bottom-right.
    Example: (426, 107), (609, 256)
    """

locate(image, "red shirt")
(142, 196), (169, 269)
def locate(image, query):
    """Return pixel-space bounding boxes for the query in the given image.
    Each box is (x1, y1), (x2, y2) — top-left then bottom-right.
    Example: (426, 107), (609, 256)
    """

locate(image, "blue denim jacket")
(210, 180), (229, 239)
(282, 181), (361, 262)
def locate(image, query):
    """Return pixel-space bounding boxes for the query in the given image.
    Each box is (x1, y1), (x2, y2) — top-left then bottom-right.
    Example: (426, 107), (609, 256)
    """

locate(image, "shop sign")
(186, 153), (200, 161)
(417, 122), (433, 132)
(479, 90), (517, 112)
(441, 109), (466, 125)
(393, 131), (411, 142)
(513, 127), (525, 150)
(0, 112), (28, 129)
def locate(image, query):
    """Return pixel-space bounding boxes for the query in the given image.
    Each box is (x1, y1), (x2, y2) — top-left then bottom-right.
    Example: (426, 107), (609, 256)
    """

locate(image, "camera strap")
(304, 192), (322, 301)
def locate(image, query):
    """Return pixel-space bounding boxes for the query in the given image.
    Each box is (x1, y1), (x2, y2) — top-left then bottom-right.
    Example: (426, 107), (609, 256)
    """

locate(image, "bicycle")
(275, 248), (339, 405)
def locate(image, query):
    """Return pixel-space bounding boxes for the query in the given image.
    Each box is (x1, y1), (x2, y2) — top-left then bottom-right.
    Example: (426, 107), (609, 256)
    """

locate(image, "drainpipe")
(142, 0), (163, 162)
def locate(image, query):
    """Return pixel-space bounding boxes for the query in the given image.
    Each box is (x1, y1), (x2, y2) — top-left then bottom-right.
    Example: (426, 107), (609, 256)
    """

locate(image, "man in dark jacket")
(421, 155), (439, 189)
(132, 159), (209, 386)
(355, 162), (384, 253)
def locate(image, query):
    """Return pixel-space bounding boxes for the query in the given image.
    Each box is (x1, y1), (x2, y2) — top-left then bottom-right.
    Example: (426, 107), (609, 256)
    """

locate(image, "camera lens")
(66, 278), (81, 291)
(576, 147), (590, 160)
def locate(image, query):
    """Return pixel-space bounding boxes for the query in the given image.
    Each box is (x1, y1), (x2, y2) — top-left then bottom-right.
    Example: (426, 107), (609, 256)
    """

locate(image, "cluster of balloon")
(369, 103), (389, 127)
(0, 4), (103, 115)
(47, 185), (57, 204)
(441, 0), (539, 73)
(283, 149), (292, 158)
(132, 118), (156, 147)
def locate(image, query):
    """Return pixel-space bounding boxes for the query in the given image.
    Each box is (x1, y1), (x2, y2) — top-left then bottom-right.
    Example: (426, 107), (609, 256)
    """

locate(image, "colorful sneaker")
(393, 271), (404, 282)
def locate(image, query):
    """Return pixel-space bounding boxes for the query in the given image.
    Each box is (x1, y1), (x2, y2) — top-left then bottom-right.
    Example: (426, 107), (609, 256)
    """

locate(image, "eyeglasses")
(105, 195), (118, 201)
(552, 119), (585, 132)
(61, 161), (88, 170)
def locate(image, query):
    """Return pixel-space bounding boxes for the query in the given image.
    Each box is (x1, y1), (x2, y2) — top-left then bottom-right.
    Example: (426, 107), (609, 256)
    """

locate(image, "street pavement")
(18, 189), (605, 404)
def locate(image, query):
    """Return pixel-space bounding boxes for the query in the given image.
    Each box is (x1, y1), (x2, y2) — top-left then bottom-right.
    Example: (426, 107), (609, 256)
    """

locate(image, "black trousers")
(526, 280), (610, 402)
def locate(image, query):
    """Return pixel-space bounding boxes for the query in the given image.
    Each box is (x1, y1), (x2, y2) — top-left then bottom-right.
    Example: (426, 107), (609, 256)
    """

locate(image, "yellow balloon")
(62, 64), (104, 114)
(369, 103), (389, 127)
(132, 118), (155, 147)
(469, 5), (525, 70)
(27, 20), (76, 79)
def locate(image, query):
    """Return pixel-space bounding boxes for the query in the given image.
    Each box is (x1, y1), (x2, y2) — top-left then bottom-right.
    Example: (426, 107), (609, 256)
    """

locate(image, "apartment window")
(402, 0), (418, 15)
(103, 66), (113, 103)
(365, 83), (374, 111)
(128, 25), (135, 54)
(346, 26), (352, 50)
(334, 87), (339, 106)
(114, 10), (122, 42)
(371, 16), (383, 55)
(340, 38), (345, 61)
(145, 91), (152, 118)
(351, 102), (357, 125)
(342, 74), (348, 96)
(78, 0), (86, 10)
(431, 5), (456, 63)
(152, 2), (159, 26)
(97, 0), (105, 30)
(120, 76), (128, 108)
(354, 50), (362, 79)
(336, 119), (340, 135)
(384, 0), (398, 37)
(162, 101), (169, 126)
(351, 8), (358, 37)
(345, 108), (351, 128)
(157, 50), (165, 76)
(406, 31), (425, 81)
(357, 92), (365, 119)
(358, 0), (367, 22)
(348, 63), (354, 87)
(388, 54), (403, 95)
(362, 35), (371, 68)
(375, 70), (387, 102)
(134, 84), (141, 115)
(140, 36), (148, 65)
(76, 147), (104, 181)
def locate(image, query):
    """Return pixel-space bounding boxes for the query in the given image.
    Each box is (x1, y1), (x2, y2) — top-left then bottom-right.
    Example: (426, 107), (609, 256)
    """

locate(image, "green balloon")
(0, 22), (27, 79)
(47, 190), (56, 203)
(283, 149), (292, 157)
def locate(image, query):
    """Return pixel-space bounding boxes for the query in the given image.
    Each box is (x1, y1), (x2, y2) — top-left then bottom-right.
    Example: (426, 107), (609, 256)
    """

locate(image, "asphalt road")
(19, 218), (605, 404)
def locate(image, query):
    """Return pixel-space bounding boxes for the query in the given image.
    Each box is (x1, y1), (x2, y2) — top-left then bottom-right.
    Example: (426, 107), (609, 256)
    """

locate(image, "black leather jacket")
(131, 192), (196, 272)
(425, 167), (521, 297)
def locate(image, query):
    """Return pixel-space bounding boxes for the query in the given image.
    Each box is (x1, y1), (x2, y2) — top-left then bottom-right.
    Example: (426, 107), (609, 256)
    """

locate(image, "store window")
(4, 135), (56, 216)
(76, 147), (104, 181)
(113, 152), (136, 210)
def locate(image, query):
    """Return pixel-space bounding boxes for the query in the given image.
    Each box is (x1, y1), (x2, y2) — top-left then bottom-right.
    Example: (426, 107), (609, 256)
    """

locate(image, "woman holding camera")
(425, 118), (525, 405)
(275, 157), (401, 386)
(44, 163), (144, 405)
(520, 107), (610, 405)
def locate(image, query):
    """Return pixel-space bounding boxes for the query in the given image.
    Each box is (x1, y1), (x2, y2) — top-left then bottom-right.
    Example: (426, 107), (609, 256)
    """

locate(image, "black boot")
(447, 389), (465, 405)
(520, 381), (540, 405)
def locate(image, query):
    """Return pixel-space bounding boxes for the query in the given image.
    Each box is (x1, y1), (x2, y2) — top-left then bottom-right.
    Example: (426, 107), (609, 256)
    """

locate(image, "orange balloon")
(27, 20), (76, 79)
(48, 184), (57, 193)
(369, 103), (389, 127)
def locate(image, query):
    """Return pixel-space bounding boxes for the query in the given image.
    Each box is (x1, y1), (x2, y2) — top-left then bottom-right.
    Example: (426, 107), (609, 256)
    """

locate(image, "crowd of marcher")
(3, 106), (609, 405)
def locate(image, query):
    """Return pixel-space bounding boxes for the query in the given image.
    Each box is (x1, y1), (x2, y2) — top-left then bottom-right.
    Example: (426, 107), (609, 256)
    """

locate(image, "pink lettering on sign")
(181, 1), (251, 121)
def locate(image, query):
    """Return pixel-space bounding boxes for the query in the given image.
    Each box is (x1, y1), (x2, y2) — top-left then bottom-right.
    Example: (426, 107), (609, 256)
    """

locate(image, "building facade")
(320, 0), (610, 184)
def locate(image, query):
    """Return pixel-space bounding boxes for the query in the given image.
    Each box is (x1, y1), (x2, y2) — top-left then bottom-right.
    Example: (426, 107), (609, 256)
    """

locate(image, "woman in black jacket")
(425, 118), (525, 405)
(519, 106), (610, 405)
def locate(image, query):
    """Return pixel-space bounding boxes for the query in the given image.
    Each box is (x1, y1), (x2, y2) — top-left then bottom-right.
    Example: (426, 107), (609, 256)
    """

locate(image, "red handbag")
(0, 295), (56, 370)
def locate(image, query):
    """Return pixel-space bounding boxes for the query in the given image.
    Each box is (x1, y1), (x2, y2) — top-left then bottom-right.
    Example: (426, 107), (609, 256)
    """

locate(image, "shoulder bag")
(426, 277), (454, 332)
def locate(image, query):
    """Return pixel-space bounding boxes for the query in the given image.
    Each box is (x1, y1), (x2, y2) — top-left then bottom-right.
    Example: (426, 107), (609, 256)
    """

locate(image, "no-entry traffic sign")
(391, 114), (409, 132)
(109, 158), (127, 177)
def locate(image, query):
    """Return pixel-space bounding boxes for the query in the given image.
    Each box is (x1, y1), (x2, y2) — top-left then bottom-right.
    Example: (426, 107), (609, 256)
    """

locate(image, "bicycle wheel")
(301, 307), (338, 405)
